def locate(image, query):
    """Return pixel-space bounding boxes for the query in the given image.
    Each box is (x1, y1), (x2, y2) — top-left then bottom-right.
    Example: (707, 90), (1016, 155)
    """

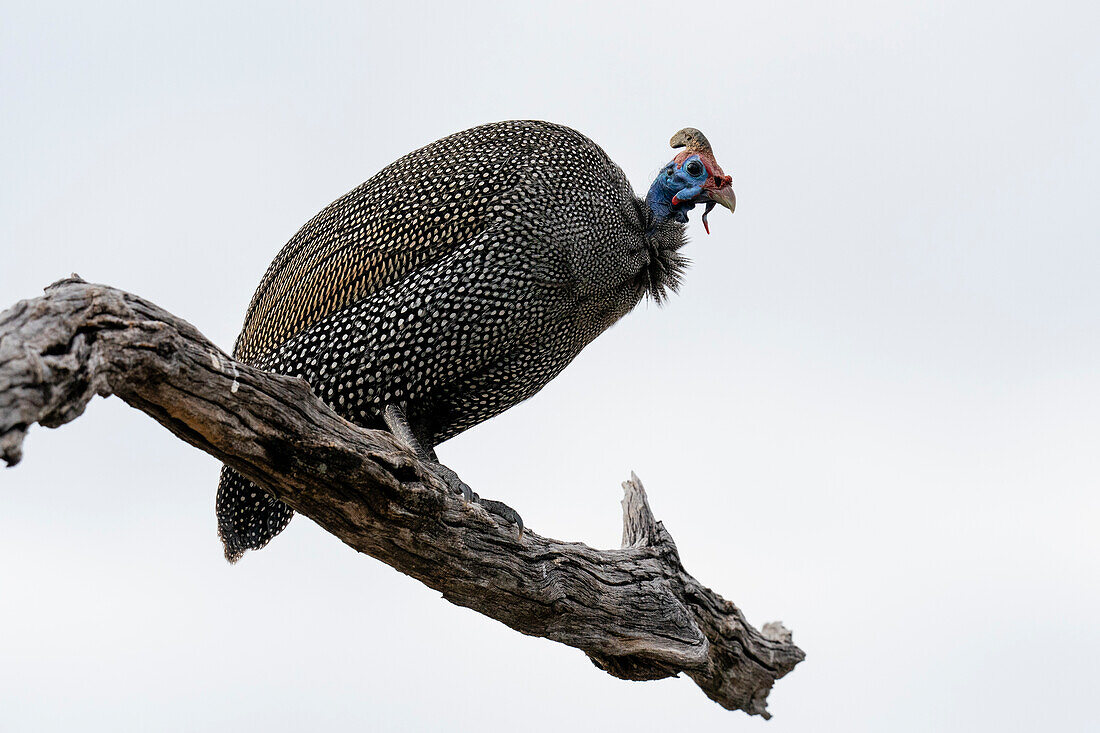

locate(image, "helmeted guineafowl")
(216, 120), (736, 562)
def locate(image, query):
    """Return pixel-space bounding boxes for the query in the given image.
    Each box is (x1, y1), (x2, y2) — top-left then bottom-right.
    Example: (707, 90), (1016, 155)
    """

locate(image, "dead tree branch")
(0, 277), (803, 717)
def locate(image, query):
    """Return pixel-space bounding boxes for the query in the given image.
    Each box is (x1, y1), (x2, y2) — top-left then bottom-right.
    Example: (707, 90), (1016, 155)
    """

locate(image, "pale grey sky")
(2, 1), (1098, 731)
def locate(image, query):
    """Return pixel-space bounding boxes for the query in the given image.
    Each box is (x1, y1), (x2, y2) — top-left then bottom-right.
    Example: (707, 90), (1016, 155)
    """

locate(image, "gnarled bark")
(0, 277), (804, 717)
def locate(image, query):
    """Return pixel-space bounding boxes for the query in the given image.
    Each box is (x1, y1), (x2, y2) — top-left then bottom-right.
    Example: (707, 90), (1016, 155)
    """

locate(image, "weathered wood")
(0, 277), (804, 717)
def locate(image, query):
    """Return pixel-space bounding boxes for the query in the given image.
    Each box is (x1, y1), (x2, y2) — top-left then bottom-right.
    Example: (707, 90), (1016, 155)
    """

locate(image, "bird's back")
(233, 120), (637, 366)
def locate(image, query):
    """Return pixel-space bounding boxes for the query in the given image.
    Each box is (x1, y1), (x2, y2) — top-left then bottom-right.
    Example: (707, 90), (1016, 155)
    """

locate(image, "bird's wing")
(236, 189), (485, 364)
(234, 124), (544, 364)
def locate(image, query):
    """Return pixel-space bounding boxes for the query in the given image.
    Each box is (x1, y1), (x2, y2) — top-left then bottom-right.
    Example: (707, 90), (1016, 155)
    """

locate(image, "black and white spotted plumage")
(216, 120), (689, 562)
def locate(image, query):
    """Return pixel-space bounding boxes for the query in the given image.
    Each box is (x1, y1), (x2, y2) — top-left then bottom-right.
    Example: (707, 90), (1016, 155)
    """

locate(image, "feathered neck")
(636, 200), (688, 303)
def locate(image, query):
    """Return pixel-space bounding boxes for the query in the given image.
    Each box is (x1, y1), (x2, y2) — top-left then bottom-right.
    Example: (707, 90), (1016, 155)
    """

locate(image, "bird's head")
(645, 128), (736, 233)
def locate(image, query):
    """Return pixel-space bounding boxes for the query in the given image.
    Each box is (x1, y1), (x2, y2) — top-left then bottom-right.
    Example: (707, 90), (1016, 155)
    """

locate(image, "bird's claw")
(479, 498), (524, 538)
(426, 461), (474, 502)
(426, 461), (523, 538)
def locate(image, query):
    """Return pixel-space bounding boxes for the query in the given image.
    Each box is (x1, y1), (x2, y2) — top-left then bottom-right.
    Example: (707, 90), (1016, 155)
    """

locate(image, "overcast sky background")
(2, 1), (1098, 731)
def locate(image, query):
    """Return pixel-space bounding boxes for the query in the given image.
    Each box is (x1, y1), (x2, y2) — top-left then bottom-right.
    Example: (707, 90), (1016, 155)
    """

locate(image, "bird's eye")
(685, 160), (704, 178)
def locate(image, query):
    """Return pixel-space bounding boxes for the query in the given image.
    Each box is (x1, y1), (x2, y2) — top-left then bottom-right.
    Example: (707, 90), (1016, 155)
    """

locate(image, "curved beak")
(699, 182), (736, 234)
(704, 183), (736, 214)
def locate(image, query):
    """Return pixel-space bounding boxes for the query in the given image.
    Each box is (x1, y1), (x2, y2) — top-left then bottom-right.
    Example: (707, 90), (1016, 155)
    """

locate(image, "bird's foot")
(426, 461), (524, 538)
(475, 497), (525, 538)
(426, 461), (475, 502)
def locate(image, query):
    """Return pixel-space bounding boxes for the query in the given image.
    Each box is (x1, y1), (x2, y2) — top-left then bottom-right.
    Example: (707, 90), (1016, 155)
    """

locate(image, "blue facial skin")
(646, 154), (711, 224)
